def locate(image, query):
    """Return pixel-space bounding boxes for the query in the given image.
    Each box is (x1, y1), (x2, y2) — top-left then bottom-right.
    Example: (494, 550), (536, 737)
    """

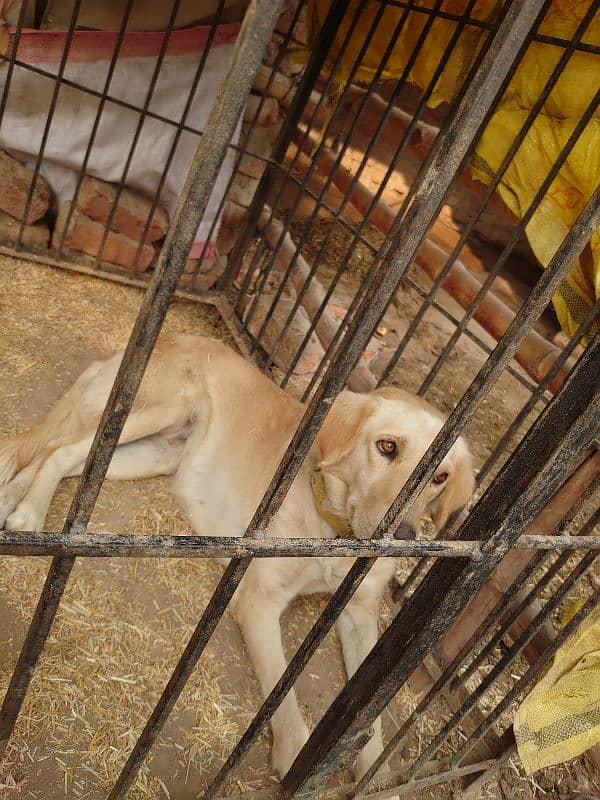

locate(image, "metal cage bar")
(253, 0), (492, 382)
(357, 506), (600, 790)
(0, 0), (283, 761)
(0, 0), (598, 796)
(283, 321), (600, 797)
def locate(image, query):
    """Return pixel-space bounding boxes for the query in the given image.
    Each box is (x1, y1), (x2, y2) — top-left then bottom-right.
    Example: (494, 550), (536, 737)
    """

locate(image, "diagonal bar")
(283, 325), (600, 797)
(0, 0), (283, 760)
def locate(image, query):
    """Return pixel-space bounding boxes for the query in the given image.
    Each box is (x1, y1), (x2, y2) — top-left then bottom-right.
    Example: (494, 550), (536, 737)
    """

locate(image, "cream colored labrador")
(0, 334), (473, 781)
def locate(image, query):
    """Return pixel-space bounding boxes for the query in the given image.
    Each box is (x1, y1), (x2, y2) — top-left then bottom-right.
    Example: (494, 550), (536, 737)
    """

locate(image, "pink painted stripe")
(8, 22), (240, 64)
(189, 241), (217, 259)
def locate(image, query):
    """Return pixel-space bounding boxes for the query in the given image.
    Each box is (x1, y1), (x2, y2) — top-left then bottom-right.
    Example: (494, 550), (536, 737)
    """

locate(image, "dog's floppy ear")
(317, 391), (377, 471)
(431, 444), (475, 532)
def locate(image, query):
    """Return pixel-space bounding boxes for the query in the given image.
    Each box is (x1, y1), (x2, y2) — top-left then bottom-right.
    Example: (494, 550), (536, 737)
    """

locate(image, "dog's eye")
(376, 440), (397, 457)
(433, 472), (448, 485)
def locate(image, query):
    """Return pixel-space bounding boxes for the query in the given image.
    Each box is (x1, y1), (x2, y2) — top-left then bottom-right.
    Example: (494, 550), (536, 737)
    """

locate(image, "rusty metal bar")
(450, 586), (600, 770)
(477, 301), (600, 485)
(249, 0), (556, 535)
(198, 21), (598, 795)
(297, 78), (598, 403)
(274, 1), (517, 391)
(0, 532), (598, 559)
(377, 0), (599, 390)
(405, 449), (600, 705)
(0, 0), (30, 129)
(271, 0), (493, 383)
(92, 0), (185, 267)
(375, 180), (600, 540)
(0, 555), (74, 755)
(201, 555), (378, 800)
(0, 53), (212, 141)
(416, 132), (599, 398)
(104, 8), (563, 793)
(283, 320), (600, 796)
(334, 756), (503, 800)
(404, 549), (597, 779)
(449, 551), (584, 693)
(0, 7), (597, 800)
(14, 0), (85, 249)
(375, 0), (600, 56)
(129, 0), (231, 273)
(390, 434), (600, 633)
(219, 0), (358, 294)
(184, 0), (307, 284)
(0, 0), (282, 765)
(244, 0), (450, 356)
(230, 0), (397, 312)
(357, 508), (600, 791)
(213, 754), (504, 800)
(50, 0), (137, 258)
(396, 274), (540, 395)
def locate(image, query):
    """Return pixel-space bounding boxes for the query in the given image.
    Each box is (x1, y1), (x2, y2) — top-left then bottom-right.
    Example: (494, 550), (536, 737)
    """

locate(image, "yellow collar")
(310, 470), (354, 539)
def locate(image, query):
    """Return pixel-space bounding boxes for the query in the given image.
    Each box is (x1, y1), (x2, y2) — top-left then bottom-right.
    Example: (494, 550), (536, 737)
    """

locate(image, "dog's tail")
(0, 387), (82, 486)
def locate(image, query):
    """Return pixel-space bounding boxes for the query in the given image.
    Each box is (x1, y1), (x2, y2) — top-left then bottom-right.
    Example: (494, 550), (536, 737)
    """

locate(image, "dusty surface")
(0, 256), (596, 800)
(0, 258), (395, 800)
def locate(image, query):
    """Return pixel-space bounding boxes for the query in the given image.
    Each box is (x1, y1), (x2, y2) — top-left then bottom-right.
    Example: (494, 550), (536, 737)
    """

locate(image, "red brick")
(252, 64), (294, 102)
(53, 202), (154, 271)
(222, 200), (248, 228)
(243, 123), (279, 161)
(77, 176), (169, 243)
(0, 210), (49, 249)
(238, 153), (266, 180)
(244, 94), (280, 127)
(228, 173), (259, 209)
(179, 264), (223, 292)
(0, 150), (52, 224)
(217, 226), (237, 255)
(183, 253), (226, 276)
(276, 4), (308, 44)
(279, 55), (305, 78)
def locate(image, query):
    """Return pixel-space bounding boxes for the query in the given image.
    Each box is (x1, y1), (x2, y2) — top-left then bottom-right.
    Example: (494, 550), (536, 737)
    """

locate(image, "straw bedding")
(0, 256), (593, 800)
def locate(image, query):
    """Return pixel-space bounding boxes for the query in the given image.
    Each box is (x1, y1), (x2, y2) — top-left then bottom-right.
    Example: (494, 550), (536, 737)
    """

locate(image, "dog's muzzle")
(394, 520), (417, 540)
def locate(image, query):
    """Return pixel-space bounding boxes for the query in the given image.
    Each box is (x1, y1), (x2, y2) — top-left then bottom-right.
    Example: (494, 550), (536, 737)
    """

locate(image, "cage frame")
(0, 0), (599, 799)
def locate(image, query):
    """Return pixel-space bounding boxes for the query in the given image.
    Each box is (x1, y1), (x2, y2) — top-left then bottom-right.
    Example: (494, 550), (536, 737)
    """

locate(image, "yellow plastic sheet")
(307, 0), (600, 341)
(513, 602), (600, 774)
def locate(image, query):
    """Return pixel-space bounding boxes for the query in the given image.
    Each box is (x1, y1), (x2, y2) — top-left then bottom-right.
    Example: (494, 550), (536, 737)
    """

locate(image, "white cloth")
(0, 24), (241, 255)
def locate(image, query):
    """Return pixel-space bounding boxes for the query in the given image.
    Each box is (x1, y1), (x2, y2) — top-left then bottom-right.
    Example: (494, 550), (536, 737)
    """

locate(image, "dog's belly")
(172, 465), (249, 538)
(178, 490), (247, 537)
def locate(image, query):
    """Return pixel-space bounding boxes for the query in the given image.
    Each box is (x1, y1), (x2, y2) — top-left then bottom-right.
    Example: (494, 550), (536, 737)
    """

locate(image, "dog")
(0, 333), (474, 781)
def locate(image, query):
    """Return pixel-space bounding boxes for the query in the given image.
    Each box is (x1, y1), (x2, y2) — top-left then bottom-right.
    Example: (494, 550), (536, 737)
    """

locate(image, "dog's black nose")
(394, 521), (417, 540)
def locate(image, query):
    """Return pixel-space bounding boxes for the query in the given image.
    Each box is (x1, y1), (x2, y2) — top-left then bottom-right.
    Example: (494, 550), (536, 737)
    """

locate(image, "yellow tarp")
(307, 0), (600, 341)
(513, 602), (600, 774)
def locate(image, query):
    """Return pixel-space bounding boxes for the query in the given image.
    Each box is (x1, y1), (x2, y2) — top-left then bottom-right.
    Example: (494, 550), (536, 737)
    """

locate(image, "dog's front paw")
(5, 502), (45, 532)
(0, 486), (21, 527)
(355, 756), (396, 800)
(272, 721), (310, 779)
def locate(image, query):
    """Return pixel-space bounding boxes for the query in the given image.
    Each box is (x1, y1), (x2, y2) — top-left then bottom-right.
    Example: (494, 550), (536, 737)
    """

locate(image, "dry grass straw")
(0, 256), (274, 799)
(0, 255), (593, 800)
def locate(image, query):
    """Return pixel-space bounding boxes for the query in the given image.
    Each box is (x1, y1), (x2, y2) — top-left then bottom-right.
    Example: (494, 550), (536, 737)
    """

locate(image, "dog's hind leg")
(5, 409), (184, 532)
(0, 432), (186, 529)
(0, 358), (116, 488)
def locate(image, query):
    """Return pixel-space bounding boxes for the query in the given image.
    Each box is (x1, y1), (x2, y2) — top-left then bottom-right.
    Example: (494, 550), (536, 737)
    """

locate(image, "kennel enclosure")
(0, 0), (599, 799)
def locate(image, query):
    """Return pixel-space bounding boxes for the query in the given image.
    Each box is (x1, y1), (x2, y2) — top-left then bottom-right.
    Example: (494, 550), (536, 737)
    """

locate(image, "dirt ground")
(0, 257), (597, 800)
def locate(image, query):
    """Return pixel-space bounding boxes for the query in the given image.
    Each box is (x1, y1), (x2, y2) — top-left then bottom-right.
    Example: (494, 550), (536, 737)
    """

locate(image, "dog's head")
(315, 387), (474, 539)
